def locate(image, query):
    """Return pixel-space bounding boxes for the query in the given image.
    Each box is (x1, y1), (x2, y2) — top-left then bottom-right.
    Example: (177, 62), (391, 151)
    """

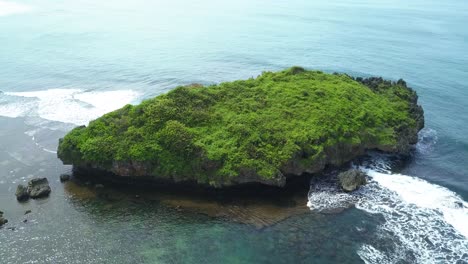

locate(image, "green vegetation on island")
(58, 67), (424, 187)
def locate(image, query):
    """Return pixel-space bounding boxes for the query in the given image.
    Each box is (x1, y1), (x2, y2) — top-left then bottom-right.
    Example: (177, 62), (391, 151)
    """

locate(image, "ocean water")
(1, 0), (468, 263)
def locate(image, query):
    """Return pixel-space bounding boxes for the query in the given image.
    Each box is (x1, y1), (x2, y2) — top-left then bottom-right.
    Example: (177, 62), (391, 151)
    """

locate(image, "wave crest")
(0, 89), (140, 125)
(0, 1), (32, 16)
(307, 152), (468, 263)
(356, 170), (468, 263)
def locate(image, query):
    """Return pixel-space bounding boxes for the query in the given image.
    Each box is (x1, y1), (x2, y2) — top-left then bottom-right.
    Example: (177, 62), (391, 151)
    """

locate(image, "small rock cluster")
(0, 211), (7, 227)
(338, 169), (367, 192)
(60, 174), (71, 182)
(15, 178), (51, 202)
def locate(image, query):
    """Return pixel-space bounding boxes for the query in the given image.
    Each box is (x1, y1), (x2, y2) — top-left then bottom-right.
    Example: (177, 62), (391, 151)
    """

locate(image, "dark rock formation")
(60, 174), (71, 182)
(0, 211), (7, 227)
(16, 178), (52, 201)
(338, 169), (367, 192)
(27, 178), (51, 198)
(15, 184), (29, 201)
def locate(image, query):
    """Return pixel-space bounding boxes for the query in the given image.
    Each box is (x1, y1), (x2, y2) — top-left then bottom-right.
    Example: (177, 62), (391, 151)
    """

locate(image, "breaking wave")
(307, 129), (468, 263)
(0, 89), (140, 125)
(306, 172), (359, 212)
(356, 170), (468, 263)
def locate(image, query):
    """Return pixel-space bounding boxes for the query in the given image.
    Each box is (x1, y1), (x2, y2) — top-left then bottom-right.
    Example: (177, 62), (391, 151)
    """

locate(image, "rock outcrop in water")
(15, 184), (29, 201)
(0, 211), (7, 227)
(15, 178), (51, 201)
(60, 174), (71, 182)
(338, 169), (367, 192)
(28, 178), (51, 198)
(57, 67), (424, 188)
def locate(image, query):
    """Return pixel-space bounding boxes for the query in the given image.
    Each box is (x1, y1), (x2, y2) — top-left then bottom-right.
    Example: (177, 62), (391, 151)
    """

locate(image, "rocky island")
(58, 67), (424, 188)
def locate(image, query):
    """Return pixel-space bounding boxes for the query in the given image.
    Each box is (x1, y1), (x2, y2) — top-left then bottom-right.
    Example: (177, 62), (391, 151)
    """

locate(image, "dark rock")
(27, 178), (51, 199)
(24, 210), (32, 215)
(60, 174), (71, 182)
(15, 184), (29, 201)
(23, 219), (28, 223)
(338, 169), (367, 192)
(0, 213), (7, 227)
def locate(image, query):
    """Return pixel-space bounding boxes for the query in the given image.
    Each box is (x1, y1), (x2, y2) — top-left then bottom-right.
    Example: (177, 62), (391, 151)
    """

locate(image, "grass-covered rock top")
(58, 67), (424, 187)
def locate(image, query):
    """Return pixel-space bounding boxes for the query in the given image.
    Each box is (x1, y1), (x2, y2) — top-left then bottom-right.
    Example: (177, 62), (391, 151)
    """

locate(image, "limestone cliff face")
(58, 68), (424, 188)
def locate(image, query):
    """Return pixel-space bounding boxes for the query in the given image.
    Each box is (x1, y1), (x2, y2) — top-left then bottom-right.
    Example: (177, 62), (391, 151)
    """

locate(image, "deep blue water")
(0, 0), (467, 263)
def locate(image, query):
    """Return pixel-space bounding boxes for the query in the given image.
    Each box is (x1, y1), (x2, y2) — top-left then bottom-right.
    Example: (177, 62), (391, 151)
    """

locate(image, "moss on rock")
(58, 67), (424, 187)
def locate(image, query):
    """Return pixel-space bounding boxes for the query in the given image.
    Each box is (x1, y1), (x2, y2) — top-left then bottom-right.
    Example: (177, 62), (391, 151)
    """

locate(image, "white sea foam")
(42, 148), (57, 154)
(366, 170), (468, 238)
(0, 89), (140, 125)
(357, 245), (391, 264)
(307, 147), (468, 263)
(307, 176), (358, 212)
(307, 190), (355, 211)
(356, 170), (468, 263)
(416, 128), (438, 155)
(0, 1), (32, 16)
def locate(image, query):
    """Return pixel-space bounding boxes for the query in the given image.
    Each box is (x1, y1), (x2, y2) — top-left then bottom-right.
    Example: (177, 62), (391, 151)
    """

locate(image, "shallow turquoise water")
(0, 0), (467, 263)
